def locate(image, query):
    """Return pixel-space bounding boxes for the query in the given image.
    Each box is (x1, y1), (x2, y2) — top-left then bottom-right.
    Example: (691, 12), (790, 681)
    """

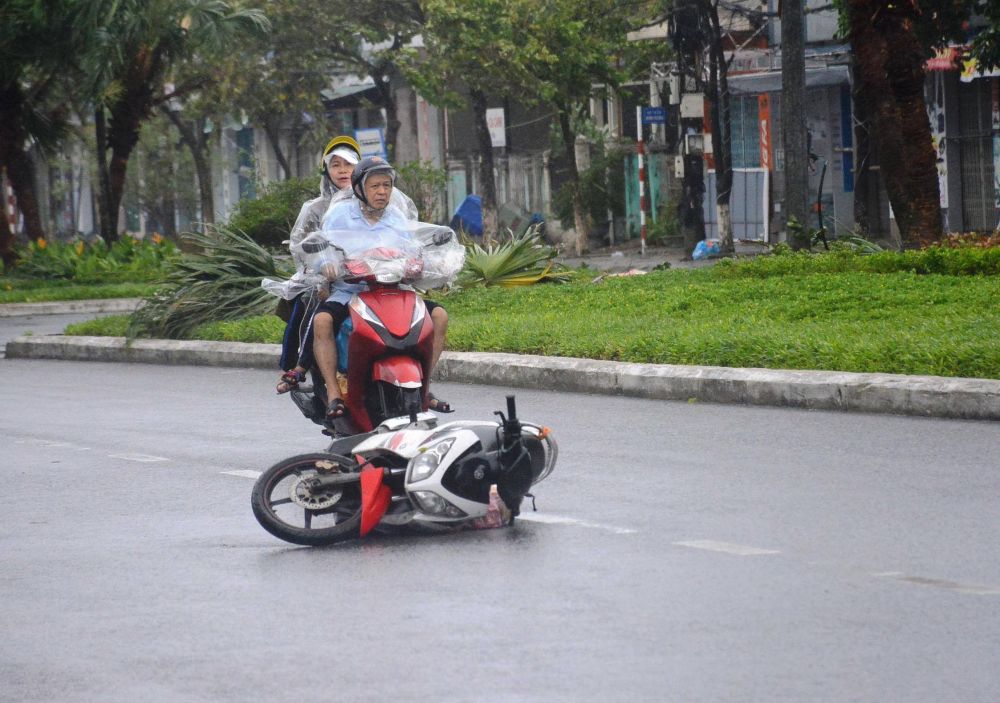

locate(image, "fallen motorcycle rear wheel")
(251, 452), (363, 546)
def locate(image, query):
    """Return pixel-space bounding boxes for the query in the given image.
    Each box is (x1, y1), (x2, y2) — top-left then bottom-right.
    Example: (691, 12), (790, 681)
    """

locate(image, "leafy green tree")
(0, 1), (108, 267)
(208, 1), (333, 181)
(515, 0), (663, 255)
(86, 0), (267, 243)
(122, 112), (200, 238)
(966, 3), (1000, 69)
(404, 0), (536, 242)
(159, 104), (218, 226)
(259, 0), (423, 161)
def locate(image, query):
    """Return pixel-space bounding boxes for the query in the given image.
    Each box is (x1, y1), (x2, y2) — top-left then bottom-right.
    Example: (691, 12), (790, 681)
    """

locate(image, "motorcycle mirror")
(300, 238), (330, 254)
(432, 229), (453, 246)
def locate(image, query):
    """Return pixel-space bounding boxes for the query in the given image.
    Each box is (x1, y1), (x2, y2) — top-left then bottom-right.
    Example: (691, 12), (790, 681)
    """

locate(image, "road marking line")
(109, 453), (170, 463)
(516, 513), (637, 534)
(873, 572), (1000, 596)
(673, 540), (781, 556)
(14, 438), (91, 451)
(222, 469), (263, 479)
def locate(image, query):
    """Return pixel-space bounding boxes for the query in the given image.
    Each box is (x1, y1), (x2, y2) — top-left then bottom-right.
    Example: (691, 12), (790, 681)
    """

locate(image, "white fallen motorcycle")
(251, 396), (557, 546)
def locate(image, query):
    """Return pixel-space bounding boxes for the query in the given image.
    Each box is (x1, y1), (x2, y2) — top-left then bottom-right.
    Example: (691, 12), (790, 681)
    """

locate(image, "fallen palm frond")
(128, 225), (293, 339)
(458, 224), (572, 288)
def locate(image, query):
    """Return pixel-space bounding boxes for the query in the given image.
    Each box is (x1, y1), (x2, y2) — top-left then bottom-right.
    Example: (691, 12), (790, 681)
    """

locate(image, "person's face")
(326, 155), (354, 189)
(364, 173), (393, 210)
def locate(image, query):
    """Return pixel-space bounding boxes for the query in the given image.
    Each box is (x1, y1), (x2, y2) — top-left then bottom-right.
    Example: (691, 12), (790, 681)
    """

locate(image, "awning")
(321, 82), (381, 108)
(728, 65), (850, 95)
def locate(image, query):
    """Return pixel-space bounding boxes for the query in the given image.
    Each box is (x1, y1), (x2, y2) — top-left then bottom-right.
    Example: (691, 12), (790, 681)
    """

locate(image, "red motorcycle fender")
(372, 355), (423, 388)
(360, 468), (392, 537)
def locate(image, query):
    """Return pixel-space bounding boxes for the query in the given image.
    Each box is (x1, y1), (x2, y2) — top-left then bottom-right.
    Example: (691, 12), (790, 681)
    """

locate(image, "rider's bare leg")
(312, 311), (341, 403)
(426, 306), (454, 413)
(430, 305), (448, 373)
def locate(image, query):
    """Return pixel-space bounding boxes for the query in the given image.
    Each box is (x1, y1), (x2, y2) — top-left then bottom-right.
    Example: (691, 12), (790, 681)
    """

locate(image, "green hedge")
(226, 177), (318, 248)
(714, 243), (1000, 278)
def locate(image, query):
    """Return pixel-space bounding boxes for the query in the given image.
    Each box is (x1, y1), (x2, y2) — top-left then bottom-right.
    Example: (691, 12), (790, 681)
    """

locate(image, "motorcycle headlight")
(410, 490), (467, 518)
(408, 438), (455, 482)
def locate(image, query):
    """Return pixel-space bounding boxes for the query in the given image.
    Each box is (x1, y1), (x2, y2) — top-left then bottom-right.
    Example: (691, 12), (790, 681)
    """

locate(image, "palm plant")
(458, 224), (573, 287)
(128, 225), (292, 339)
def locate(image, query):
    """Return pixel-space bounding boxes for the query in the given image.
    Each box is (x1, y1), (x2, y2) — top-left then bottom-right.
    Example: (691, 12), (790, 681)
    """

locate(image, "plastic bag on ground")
(692, 239), (721, 260)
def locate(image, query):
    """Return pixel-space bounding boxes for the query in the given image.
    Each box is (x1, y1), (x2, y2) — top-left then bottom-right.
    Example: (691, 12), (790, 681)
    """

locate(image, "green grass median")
(64, 264), (1000, 380)
(0, 278), (157, 304)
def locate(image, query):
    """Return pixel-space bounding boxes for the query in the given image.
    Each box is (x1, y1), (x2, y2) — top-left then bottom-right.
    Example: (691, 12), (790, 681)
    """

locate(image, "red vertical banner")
(759, 94), (773, 170)
(636, 106), (647, 255)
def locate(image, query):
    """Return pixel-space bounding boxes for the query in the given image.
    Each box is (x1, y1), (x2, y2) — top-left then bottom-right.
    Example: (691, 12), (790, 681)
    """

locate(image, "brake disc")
(289, 464), (345, 511)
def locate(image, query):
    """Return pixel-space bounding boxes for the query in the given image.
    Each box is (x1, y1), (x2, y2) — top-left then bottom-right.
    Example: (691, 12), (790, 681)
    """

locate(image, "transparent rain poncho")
(262, 188), (422, 301)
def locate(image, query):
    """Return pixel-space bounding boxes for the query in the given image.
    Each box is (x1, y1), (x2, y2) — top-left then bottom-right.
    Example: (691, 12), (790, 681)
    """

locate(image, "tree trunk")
(0, 202), (15, 272)
(101, 52), (162, 243)
(0, 85), (46, 244)
(263, 121), (292, 180)
(558, 109), (590, 256)
(163, 109), (216, 227)
(850, 56), (874, 237)
(847, 0), (942, 247)
(2, 149), (45, 244)
(470, 89), (499, 244)
(782, 0), (810, 249)
(94, 107), (115, 242)
(106, 95), (149, 242)
(707, 0), (734, 253)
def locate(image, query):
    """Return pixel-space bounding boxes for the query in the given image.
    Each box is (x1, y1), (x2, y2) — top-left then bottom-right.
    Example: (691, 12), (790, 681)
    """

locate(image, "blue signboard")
(641, 106), (667, 125)
(354, 128), (387, 159)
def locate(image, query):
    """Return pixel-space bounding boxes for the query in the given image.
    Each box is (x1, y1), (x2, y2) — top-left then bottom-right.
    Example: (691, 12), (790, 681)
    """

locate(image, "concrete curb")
(0, 298), (143, 317)
(6, 335), (1000, 421)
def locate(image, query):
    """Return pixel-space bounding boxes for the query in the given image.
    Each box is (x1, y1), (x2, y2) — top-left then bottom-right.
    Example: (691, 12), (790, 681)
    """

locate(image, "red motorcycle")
(295, 224), (464, 436)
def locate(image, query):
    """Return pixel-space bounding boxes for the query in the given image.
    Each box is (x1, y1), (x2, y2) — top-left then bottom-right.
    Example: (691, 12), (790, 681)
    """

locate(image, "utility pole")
(781, 0), (809, 248)
(669, 0), (707, 252)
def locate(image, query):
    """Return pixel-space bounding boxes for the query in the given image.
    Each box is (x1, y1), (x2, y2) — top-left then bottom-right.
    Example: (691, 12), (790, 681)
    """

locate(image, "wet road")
(1, 357), (998, 702)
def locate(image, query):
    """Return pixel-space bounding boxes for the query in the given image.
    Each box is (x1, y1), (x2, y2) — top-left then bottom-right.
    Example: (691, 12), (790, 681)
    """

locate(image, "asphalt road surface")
(2, 357), (998, 702)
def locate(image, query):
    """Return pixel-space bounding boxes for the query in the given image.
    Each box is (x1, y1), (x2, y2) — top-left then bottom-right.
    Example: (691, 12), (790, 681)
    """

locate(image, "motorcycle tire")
(251, 452), (363, 546)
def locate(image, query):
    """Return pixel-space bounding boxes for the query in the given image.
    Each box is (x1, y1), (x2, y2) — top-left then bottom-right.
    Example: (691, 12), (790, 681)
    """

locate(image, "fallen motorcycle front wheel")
(251, 452), (364, 546)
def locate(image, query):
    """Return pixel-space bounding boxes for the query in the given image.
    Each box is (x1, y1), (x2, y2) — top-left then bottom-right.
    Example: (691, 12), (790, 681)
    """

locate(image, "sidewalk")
(0, 297), (144, 317)
(4, 296), (999, 421)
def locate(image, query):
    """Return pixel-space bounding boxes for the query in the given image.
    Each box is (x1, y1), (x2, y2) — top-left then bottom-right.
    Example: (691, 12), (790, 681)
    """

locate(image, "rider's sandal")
(276, 369), (306, 394)
(428, 393), (454, 413)
(326, 397), (348, 421)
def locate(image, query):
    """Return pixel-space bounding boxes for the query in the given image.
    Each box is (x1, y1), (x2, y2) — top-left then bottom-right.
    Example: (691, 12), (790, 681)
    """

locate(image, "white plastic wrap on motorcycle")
(292, 223), (464, 291)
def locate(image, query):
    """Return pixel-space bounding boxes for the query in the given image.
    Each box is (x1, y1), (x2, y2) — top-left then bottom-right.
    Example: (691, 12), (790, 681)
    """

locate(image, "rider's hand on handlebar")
(320, 263), (340, 280)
